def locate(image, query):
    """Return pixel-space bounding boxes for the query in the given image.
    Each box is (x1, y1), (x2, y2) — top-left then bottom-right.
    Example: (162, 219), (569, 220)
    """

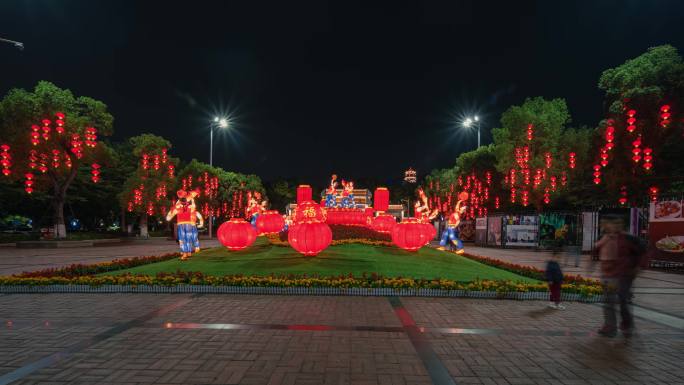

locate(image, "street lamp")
(210, 117), (229, 167)
(462, 115), (481, 148)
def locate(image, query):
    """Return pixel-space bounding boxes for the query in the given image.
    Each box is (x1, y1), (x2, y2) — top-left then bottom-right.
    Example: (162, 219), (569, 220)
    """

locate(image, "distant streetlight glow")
(461, 115), (482, 148)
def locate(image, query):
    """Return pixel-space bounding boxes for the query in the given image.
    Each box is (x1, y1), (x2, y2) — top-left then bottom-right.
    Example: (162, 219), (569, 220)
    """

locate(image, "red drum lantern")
(374, 187), (390, 212)
(422, 222), (436, 242)
(288, 222), (332, 256)
(217, 218), (257, 250)
(371, 213), (396, 233)
(296, 185), (312, 204)
(391, 218), (429, 251)
(294, 200), (326, 223)
(256, 210), (285, 235)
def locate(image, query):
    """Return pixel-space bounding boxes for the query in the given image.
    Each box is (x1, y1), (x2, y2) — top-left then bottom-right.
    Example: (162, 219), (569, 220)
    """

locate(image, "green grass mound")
(106, 238), (538, 283)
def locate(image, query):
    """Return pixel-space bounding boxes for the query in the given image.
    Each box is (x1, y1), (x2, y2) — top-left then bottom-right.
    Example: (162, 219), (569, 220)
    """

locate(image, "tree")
(118, 134), (178, 237)
(491, 97), (587, 209)
(266, 179), (295, 213)
(595, 45), (684, 204)
(0, 81), (114, 238)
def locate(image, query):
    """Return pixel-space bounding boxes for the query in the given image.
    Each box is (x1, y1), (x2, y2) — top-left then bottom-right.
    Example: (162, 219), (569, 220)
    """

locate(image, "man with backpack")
(594, 215), (646, 337)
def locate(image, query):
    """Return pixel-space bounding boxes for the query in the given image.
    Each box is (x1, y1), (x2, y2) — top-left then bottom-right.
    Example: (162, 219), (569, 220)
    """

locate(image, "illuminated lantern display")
(560, 172), (567, 186)
(30, 125), (40, 146)
(626, 109), (637, 133)
(550, 176), (557, 192)
(288, 221), (332, 256)
(534, 168), (542, 188)
(296, 185), (312, 204)
(660, 105), (671, 127)
(526, 123), (534, 141)
(600, 147), (609, 167)
(374, 187), (389, 212)
(643, 147), (653, 170)
(41, 119), (51, 141)
(0, 144), (11, 176)
(24, 173), (34, 194)
(605, 120), (615, 145)
(391, 218), (429, 251)
(510, 187), (517, 203)
(593, 164), (601, 184)
(91, 163), (100, 183)
(544, 152), (552, 169)
(55, 112), (65, 134)
(422, 221), (437, 243)
(371, 213), (396, 234)
(543, 188), (550, 205)
(521, 190), (529, 207)
(294, 200), (326, 223)
(167, 164), (175, 177)
(648, 186), (659, 202)
(618, 186), (628, 205)
(255, 210), (285, 235)
(84, 127), (97, 147)
(495, 196), (500, 209)
(217, 218), (257, 250)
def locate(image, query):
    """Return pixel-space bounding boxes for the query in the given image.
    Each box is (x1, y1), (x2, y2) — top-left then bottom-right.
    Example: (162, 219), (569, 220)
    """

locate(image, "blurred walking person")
(594, 215), (645, 337)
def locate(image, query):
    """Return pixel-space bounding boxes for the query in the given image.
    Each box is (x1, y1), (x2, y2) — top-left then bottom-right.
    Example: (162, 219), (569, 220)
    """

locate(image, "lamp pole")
(462, 115), (481, 149)
(208, 117), (229, 239)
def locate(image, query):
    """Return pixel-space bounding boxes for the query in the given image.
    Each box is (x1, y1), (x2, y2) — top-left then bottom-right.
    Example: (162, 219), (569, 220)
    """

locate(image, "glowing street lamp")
(208, 116), (229, 239)
(462, 115), (481, 148)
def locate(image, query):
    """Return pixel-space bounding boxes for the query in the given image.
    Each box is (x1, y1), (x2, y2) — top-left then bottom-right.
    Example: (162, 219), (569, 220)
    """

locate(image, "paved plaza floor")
(0, 241), (683, 384)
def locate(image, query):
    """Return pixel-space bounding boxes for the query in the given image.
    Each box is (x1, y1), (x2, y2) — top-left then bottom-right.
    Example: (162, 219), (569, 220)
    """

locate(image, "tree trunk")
(208, 214), (213, 239)
(121, 207), (127, 235)
(139, 214), (148, 238)
(53, 196), (67, 239)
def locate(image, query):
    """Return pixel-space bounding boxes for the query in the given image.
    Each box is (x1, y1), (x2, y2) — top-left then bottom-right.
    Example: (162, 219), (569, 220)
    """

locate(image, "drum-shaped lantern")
(217, 218), (257, 250)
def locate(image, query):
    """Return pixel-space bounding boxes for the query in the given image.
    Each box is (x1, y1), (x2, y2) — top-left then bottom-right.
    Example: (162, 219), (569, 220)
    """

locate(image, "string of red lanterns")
(0, 144), (11, 176)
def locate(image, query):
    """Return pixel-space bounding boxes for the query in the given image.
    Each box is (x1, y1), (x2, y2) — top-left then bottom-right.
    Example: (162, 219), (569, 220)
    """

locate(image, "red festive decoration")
(391, 218), (429, 251)
(648, 186), (659, 202)
(255, 210), (285, 235)
(91, 163), (100, 183)
(296, 185), (313, 204)
(373, 187), (390, 212)
(294, 200), (326, 223)
(526, 123), (534, 141)
(660, 105), (671, 127)
(618, 186), (628, 205)
(288, 221), (332, 256)
(626, 109), (637, 133)
(371, 213), (396, 234)
(24, 172), (34, 194)
(0, 144), (11, 176)
(217, 218), (257, 250)
(643, 147), (653, 170)
(521, 190), (529, 207)
(592, 164), (601, 184)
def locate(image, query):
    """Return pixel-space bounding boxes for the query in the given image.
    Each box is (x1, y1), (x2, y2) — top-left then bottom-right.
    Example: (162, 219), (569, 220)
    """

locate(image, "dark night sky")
(2, 1), (684, 185)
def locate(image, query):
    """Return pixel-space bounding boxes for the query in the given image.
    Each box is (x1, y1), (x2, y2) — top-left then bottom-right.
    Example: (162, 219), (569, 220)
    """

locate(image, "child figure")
(439, 196), (467, 254)
(325, 174), (338, 208)
(340, 180), (355, 208)
(545, 253), (565, 309)
(166, 189), (204, 260)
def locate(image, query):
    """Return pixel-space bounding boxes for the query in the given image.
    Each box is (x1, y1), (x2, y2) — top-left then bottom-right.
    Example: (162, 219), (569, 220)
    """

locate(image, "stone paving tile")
(401, 297), (674, 332)
(149, 295), (402, 327)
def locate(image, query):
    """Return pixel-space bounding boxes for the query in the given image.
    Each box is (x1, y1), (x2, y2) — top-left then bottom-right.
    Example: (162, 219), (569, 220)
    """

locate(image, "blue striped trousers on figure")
(439, 226), (463, 252)
(177, 224), (199, 253)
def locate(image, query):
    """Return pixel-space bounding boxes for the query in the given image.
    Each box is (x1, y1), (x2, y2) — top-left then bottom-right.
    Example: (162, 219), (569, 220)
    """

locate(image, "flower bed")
(13, 253), (180, 278)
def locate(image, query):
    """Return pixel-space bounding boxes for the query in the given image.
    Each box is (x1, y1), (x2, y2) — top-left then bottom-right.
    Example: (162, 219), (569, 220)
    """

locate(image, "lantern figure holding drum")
(438, 192), (468, 254)
(340, 179), (355, 208)
(166, 189), (204, 260)
(324, 174), (338, 207)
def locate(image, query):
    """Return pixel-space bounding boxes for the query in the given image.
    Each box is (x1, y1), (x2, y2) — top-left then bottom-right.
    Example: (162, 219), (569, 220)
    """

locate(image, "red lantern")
(422, 222), (436, 242)
(217, 218), (257, 250)
(660, 105), (671, 127)
(296, 185), (312, 204)
(294, 200), (326, 223)
(371, 213), (396, 234)
(288, 221), (332, 256)
(626, 109), (637, 133)
(374, 187), (390, 212)
(648, 186), (659, 202)
(256, 210), (285, 235)
(526, 123), (534, 141)
(391, 218), (429, 251)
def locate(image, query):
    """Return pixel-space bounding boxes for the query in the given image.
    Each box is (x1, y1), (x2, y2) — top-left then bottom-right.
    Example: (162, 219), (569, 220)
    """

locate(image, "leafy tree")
(266, 179), (295, 213)
(118, 134), (178, 237)
(595, 45), (684, 203)
(0, 81), (113, 238)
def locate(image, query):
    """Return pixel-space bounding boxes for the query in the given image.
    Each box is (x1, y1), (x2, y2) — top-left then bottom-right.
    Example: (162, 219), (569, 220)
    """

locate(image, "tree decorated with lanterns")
(176, 159), (266, 236)
(593, 45), (684, 204)
(0, 81), (113, 238)
(492, 97), (590, 209)
(118, 134), (179, 237)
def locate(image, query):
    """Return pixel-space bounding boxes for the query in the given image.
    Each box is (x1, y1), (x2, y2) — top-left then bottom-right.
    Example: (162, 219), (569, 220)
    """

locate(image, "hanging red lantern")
(296, 185), (313, 204)
(643, 147), (653, 170)
(371, 213), (396, 234)
(626, 109), (637, 133)
(0, 144), (11, 176)
(256, 210), (285, 235)
(526, 123), (534, 141)
(521, 190), (529, 207)
(543, 188), (550, 205)
(288, 221), (332, 256)
(91, 163), (101, 183)
(660, 105), (671, 127)
(544, 152), (552, 169)
(217, 218), (257, 250)
(391, 218), (429, 251)
(592, 164), (601, 184)
(648, 186), (659, 202)
(374, 187), (390, 212)
(495, 196), (500, 209)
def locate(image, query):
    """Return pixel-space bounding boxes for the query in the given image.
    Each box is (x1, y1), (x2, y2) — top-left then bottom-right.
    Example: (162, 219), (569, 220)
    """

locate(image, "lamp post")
(208, 117), (229, 239)
(462, 116), (481, 149)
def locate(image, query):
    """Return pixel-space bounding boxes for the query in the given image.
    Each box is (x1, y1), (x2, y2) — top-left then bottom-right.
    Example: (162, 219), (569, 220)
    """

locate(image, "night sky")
(2, 1), (684, 185)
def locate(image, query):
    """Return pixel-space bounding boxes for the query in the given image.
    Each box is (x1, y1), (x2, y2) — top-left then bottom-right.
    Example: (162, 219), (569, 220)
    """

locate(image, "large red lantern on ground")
(422, 222), (436, 242)
(217, 218), (257, 250)
(391, 218), (429, 251)
(294, 200), (326, 223)
(371, 213), (396, 233)
(374, 187), (389, 212)
(296, 185), (312, 204)
(288, 222), (332, 256)
(256, 210), (285, 235)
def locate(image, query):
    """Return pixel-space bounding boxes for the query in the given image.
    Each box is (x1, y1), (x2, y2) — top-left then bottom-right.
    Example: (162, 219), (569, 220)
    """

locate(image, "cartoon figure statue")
(438, 193), (468, 254)
(414, 187), (438, 222)
(325, 174), (338, 208)
(166, 189), (204, 260)
(340, 180), (355, 208)
(246, 191), (266, 226)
